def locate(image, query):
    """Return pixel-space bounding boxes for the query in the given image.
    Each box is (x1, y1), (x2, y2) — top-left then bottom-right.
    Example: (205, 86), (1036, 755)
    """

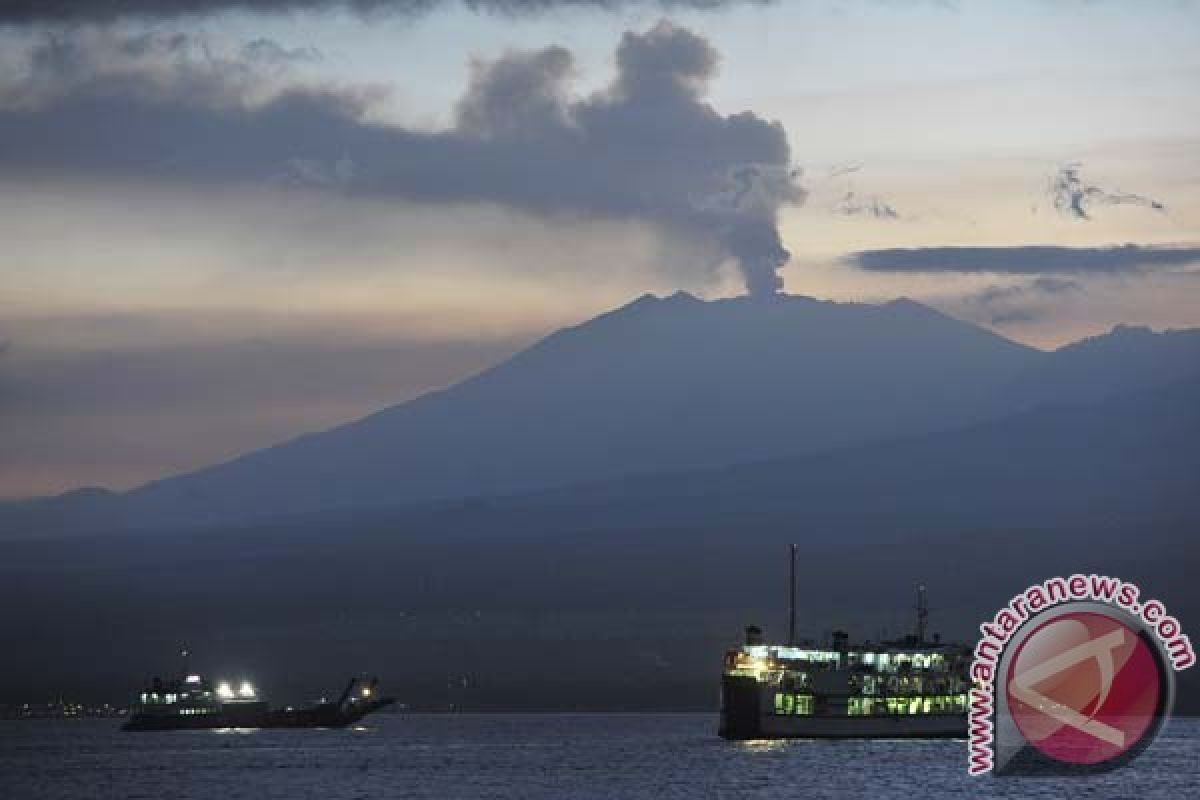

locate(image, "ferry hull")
(719, 675), (965, 740)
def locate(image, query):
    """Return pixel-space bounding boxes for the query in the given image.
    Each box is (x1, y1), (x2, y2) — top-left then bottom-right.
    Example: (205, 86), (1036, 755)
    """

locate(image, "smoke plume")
(0, 23), (806, 295)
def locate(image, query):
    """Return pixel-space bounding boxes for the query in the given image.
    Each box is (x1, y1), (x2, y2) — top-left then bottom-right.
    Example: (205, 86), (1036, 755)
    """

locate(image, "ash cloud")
(0, 24), (804, 295)
(846, 245), (1200, 275)
(0, 0), (771, 25)
(1049, 162), (1167, 221)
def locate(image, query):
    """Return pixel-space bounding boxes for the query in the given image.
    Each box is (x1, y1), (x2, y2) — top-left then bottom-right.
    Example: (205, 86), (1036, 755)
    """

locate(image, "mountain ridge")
(3, 293), (1199, 538)
(111, 292), (1045, 526)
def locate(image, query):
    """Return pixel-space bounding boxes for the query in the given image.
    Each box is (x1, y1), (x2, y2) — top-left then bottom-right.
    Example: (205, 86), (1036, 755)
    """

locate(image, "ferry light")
(238, 682), (257, 699)
(733, 652), (770, 680)
(216, 682), (235, 700)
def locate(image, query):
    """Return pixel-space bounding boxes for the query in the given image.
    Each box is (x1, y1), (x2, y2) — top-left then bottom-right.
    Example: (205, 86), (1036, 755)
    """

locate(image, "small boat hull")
(122, 698), (395, 732)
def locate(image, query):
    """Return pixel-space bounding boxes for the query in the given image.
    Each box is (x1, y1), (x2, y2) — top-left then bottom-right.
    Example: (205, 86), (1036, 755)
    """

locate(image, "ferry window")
(775, 693), (812, 715)
(849, 698), (874, 716)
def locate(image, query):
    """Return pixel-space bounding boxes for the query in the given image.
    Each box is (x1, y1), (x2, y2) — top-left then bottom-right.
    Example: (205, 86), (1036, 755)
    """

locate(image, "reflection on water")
(736, 739), (789, 753)
(1, 714), (1196, 799)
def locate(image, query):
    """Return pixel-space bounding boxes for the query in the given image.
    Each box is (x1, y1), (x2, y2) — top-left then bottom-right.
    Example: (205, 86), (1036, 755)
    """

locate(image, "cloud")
(986, 308), (1036, 325)
(827, 162), (861, 179)
(3, 29), (304, 110)
(833, 190), (899, 220)
(0, 24), (805, 295)
(983, 276), (1081, 299)
(845, 244), (1200, 275)
(965, 277), (1082, 326)
(819, 162), (899, 221)
(240, 38), (323, 66)
(0, 0), (771, 25)
(1048, 162), (1167, 221)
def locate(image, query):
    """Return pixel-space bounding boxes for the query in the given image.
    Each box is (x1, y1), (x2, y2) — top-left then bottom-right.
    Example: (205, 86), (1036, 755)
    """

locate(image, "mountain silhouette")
(3, 293), (1199, 537)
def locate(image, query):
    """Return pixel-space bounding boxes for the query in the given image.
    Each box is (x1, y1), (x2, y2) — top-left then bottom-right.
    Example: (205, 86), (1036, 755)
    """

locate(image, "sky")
(1, 0), (1199, 499)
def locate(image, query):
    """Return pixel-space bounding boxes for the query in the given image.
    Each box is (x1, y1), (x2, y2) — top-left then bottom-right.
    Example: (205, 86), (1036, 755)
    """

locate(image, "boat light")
(734, 652), (770, 677)
(216, 682), (235, 700)
(361, 687), (372, 698)
(238, 681), (257, 699)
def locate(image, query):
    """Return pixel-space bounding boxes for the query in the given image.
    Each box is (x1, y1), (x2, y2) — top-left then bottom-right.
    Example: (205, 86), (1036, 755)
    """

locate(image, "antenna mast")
(788, 543), (797, 646)
(916, 585), (928, 644)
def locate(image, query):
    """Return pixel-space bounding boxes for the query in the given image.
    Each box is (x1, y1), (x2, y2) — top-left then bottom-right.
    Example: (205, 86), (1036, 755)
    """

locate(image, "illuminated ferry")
(122, 672), (394, 731)
(719, 548), (969, 740)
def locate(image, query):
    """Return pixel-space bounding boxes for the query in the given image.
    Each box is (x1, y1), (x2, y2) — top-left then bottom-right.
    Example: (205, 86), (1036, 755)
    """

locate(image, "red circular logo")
(1005, 611), (1161, 765)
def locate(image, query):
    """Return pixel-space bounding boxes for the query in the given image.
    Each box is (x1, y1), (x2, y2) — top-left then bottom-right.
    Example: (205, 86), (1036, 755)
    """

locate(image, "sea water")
(1, 714), (1196, 799)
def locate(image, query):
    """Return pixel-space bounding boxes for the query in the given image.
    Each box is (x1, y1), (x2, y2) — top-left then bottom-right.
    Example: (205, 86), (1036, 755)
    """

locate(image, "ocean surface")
(1, 714), (1196, 799)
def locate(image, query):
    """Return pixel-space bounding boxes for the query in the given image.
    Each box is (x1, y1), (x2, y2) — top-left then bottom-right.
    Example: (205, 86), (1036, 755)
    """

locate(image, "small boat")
(122, 672), (394, 731)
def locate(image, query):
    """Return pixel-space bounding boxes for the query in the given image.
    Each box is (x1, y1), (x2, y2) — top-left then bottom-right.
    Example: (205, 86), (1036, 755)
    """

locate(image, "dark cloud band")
(0, 0), (769, 24)
(845, 245), (1200, 275)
